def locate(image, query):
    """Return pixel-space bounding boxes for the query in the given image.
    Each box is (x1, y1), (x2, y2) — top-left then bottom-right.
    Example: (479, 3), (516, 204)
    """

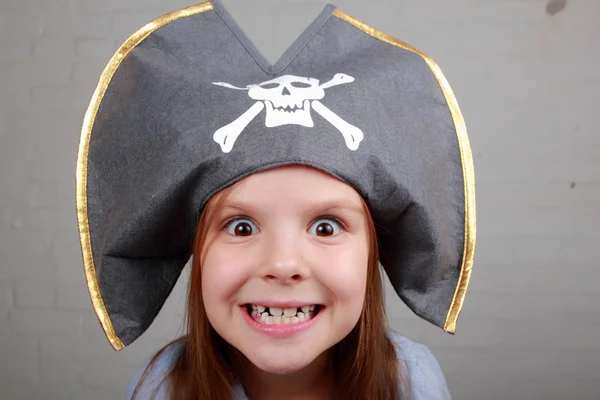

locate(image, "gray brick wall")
(0, 0), (598, 399)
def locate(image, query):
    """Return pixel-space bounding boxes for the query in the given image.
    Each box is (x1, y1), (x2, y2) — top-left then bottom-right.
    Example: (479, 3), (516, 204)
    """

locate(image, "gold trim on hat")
(76, 2), (214, 352)
(333, 9), (476, 334)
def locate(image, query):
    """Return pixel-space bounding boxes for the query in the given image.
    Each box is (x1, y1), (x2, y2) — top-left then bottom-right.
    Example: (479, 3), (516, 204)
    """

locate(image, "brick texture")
(14, 283), (55, 309)
(0, 0), (599, 398)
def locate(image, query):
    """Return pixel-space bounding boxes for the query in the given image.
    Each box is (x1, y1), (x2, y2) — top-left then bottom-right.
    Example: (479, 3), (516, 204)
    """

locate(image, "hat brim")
(76, 3), (475, 351)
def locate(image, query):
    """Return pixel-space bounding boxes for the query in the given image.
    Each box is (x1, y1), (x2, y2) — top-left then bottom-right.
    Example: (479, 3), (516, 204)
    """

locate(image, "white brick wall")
(1, 0), (599, 399)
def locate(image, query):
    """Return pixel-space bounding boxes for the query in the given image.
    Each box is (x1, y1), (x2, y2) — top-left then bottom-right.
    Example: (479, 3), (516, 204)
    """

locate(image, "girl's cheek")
(202, 245), (254, 300)
(314, 249), (368, 299)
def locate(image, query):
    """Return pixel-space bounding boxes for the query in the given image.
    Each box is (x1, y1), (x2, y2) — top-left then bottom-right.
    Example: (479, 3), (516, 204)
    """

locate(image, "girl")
(76, 1), (475, 399)
(127, 165), (453, 399)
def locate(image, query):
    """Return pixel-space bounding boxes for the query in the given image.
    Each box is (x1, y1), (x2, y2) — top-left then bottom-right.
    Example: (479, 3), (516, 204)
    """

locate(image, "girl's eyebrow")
(308, 200), (364, 216)
(221, 199), (364, 216)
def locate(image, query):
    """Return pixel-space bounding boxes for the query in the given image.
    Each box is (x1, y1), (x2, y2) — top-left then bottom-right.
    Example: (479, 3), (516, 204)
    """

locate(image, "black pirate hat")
(76, 0), (476, 351)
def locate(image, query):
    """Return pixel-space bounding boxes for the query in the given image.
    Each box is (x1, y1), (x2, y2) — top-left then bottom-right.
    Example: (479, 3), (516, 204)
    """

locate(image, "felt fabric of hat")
(76, 0), (476, 351)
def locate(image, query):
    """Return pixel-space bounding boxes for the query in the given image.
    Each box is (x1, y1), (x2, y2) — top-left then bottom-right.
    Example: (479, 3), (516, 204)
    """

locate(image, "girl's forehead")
(229, 165), (359, 198)
(209, 165), (365, 214)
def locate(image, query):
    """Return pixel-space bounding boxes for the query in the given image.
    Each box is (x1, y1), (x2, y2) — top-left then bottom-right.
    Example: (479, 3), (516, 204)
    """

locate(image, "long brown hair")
(133, 181), (408, 399)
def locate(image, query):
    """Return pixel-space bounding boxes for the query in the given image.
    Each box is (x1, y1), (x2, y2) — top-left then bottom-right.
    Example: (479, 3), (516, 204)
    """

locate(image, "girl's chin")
(244, 350), (324, 375)
(255, 360), (310, 375)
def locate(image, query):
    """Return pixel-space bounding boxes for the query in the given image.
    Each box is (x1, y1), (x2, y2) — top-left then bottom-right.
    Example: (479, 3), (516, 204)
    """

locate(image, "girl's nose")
(260, 234), (310, 284)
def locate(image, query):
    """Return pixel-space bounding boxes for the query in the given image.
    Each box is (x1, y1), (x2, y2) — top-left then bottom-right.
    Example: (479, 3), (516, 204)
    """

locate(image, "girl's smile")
(245, 303), (321, 324)
(242, 303), (325, 339)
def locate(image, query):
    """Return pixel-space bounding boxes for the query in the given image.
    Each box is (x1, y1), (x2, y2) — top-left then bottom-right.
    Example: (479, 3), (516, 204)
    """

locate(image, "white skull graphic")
(247, 75), (324, 127)
(212, 73), (363, 153)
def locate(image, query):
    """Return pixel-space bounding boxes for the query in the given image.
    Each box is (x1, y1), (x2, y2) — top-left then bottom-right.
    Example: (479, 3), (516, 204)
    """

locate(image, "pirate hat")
(76, 0), (476, 351)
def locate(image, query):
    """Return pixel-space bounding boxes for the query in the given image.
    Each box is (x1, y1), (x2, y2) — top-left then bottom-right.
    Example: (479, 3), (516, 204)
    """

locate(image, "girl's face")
(201, 165), (370, 374)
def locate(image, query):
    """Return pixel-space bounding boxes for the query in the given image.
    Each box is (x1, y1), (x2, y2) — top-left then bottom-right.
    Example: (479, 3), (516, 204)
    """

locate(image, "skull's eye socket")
(260, 83), (279, 89)
(290, 82), (312, 88)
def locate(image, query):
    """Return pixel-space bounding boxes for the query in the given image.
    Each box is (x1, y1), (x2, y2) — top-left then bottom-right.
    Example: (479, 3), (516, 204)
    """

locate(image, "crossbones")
(212, 73), (364, 153)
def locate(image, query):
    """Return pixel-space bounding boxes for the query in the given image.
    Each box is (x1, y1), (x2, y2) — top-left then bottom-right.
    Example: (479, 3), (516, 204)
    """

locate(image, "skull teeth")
(263, 100), (314, 128)
(275, 105), (301, 112)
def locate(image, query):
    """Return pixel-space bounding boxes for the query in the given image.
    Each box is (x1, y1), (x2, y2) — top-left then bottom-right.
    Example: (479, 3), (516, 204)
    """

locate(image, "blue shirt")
(126, 332), (451, 399)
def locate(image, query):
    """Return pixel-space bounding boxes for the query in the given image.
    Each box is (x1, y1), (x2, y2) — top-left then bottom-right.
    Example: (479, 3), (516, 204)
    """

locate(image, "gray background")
(1, 0), (599, 399)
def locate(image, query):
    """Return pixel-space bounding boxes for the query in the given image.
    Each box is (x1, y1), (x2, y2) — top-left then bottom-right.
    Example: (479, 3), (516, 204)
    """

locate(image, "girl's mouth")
(245, 304), (322, 325)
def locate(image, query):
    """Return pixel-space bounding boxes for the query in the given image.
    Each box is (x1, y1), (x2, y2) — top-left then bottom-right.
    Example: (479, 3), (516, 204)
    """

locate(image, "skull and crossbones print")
(212, 73), (364, 153)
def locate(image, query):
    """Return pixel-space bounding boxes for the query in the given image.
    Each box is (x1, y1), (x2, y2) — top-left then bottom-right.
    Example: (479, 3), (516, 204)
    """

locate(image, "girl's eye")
(309, 218), (342, 237)
(226, 218), (258, 237)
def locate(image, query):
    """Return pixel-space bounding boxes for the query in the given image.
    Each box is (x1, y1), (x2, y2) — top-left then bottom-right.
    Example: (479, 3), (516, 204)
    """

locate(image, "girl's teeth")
(283, 308), (297, 317)
(252, 305), (319, 325)
(270, 307), (283, 316)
